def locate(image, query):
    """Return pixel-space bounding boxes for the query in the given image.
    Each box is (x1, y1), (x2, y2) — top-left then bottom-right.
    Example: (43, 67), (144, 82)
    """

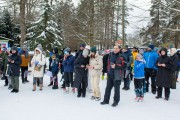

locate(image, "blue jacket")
(62, 55), (75, 72)
(51, 58), (59, 75)
(143, 51), (158, 69)
(134, 60), (145, 79)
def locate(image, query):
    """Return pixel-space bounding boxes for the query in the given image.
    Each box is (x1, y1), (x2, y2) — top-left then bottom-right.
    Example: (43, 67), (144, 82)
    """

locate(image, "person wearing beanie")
(73, 46), (90, 98)
(143, 44), (159, 94)
(133, 53), (145, 102)
(87, 47), (103, 101)
(9, 46), (22, 93)
(170, 48), (178, 89)
(75, 43), (86, 59)
(19, 45), (30, 84)
(62, 47), (75, 92)
(156, 48), (172, 101)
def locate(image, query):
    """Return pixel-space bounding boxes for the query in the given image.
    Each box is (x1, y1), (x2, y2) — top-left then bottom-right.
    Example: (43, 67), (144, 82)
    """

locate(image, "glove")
(35, 61), (39, 66)
(101, 75), (104, 80)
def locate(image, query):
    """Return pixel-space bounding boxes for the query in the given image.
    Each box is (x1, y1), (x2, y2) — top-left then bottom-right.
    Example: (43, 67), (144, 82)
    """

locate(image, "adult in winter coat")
(73, 46), (90, 97)
(122, 46), (133, 90)
(62, 48), (75, 92)
(31, 47), (46, 91)
(48, 47), (60, 89)
(101, 45), (126, 107)
(19, 45), (30, 83)
(170, 48), (179, 89)
(143, 45), (159, 94)
(9, 46), (22, 93)
(156, 48), (172, 101)
(87, 47), (103, 101)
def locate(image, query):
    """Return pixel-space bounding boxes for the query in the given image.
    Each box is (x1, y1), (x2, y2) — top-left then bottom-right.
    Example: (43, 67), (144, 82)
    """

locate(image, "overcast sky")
(72, 0), (151, 35)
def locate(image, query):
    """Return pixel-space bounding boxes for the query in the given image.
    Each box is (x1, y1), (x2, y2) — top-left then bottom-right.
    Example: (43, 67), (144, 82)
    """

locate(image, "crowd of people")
(0, 43), (180, 107)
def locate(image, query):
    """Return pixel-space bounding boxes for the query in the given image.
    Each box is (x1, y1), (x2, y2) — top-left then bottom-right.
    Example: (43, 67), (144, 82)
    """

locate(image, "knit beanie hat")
(90, 46), (97, 53)
(148, 44), (155, 50)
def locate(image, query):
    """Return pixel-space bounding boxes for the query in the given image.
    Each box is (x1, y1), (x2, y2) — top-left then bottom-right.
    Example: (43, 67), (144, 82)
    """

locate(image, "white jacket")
(88, 53), (103, 76)
(31, 48), (46, 78)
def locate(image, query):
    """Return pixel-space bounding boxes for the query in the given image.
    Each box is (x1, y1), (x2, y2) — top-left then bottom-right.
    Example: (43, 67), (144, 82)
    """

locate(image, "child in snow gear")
(133, 54), (145, 102)
(31, 48), (46, 91)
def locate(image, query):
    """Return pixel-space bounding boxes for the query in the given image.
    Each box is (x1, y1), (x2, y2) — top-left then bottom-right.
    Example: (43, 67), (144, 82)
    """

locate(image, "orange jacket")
(20, 54), (30, 67)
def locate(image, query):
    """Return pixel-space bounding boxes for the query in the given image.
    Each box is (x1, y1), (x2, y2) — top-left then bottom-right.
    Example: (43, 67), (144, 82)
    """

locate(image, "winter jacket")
(123, 50), (133, 70)
(62, 55), (75, 72)
(170, 54), (179, 72)
(51, 55), (60, 75)
(108, 52), (126, 81)
(49, 48), (59, 71)
(134, 60), (145, 79)
(9, 53), (22, 76)
(19, 50), (30, 67)
(102, 54), (109, 73)
(75, 50), (83, 59)
(73, 53), (90, 88)
(31, 48), (46, 78)
(131, 51), (138, 67)
(143, 51), (159, 69)
(156, 55), (172, 88)
(2, 52), (9, 74)
(0, 52), (4, 70)
(89, 53), (103, 76)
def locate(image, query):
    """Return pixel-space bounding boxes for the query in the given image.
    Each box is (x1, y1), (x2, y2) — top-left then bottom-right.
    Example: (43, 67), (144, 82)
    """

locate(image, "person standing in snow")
(130, 47), (139, 80)
(73, 45), (90, 97)
(87, 47), (103, 101)
(169, 48), (179, 89)
(133, 54), (145, 102)
(100, 45), (126, 107)
(9, 46), (22, 93)
(2, 47), (9, 86)
(31, 47), (46, 91)
(48, 47), (60, 89)
(19, 45), (30, 84)
(62, 47), (75, 93)
(122, 46), (133, 91)
(143, 45), (159, 94)
(50, 49), (60, 90)
(155, 48), (172, 101)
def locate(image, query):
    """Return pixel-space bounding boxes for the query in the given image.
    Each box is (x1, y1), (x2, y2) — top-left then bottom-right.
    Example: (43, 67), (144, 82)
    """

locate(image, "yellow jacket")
(131, 51), (139, 67)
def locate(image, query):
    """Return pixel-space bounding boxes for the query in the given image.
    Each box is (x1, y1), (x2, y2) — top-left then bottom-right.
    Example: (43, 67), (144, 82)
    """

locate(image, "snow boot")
(39, 84), (43, 91)
(32, 85), (36, 91)
(48, 81), (53, 86)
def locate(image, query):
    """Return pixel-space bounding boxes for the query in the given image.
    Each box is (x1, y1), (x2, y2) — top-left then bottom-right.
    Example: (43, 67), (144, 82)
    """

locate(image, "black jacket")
(73, 53), (90, 88)
(170, 54), (179, 71)
(9, 53), (22, 76)
(102, 54), (109, 73)
(156, 55), (172, 88)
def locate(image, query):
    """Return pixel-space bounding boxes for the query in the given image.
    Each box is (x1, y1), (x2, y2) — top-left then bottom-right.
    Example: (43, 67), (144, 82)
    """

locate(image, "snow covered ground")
(0, 72), (180, 120)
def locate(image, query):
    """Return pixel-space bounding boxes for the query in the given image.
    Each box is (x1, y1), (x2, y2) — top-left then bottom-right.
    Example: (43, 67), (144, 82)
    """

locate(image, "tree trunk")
(19, 0), (26, 47)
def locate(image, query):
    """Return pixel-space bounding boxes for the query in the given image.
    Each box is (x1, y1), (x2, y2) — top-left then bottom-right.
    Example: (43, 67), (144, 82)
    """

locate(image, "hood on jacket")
(34, 47), (42, 55)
